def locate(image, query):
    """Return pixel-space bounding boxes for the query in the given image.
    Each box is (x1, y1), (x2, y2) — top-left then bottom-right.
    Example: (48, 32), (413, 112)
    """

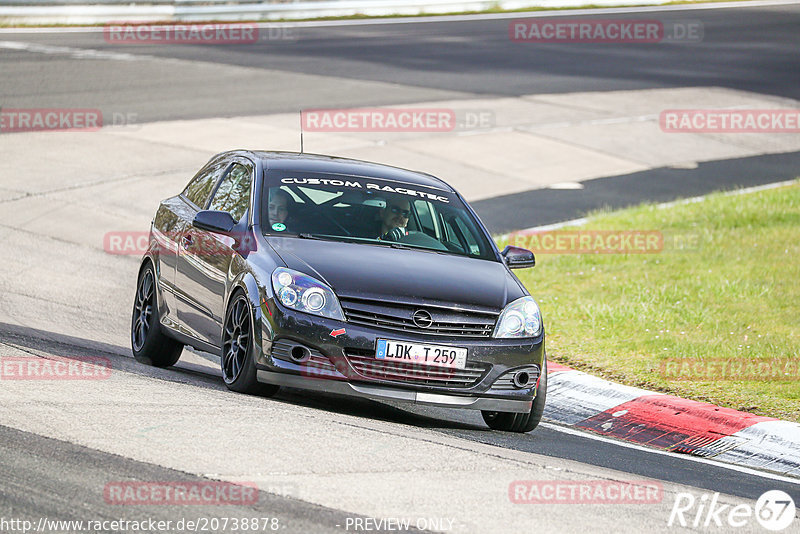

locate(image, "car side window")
(453, 216), (481, 256)
(208, 162), (253, 222)
(413, 200), (437, 238)
(183, 158), (228, 208)
(440, 212), (481, 256)
(441, 216), (462, 251)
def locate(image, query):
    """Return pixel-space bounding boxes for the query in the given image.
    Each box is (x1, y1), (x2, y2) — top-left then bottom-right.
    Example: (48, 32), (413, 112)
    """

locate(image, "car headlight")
(271, 267), (345, 321)
(493, 296), (542, 338)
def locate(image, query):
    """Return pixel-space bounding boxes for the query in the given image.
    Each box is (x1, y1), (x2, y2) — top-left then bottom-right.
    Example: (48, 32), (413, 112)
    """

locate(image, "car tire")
(221, 291), (279, 397)
(482, 357), (547, 433)
(131, 263), (184, 367)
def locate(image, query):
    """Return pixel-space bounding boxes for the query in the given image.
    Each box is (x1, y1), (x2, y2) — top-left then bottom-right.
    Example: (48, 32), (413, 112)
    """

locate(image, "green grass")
(497, 181), (800, 422)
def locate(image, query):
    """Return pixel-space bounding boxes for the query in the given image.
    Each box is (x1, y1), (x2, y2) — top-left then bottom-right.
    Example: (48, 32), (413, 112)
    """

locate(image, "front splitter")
(256, 370), (532, 413)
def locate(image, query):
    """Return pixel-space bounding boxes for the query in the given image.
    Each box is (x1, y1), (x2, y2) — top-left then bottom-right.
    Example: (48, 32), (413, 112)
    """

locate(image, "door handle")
(181, 234), (193, 250)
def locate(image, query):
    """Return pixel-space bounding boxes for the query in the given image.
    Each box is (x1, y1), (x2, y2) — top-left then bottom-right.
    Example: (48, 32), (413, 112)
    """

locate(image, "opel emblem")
(412, 309), (433, 328)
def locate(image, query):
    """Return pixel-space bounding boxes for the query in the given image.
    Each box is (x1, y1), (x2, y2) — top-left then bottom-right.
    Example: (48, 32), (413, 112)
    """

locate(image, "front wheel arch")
(482, 355), (547, 433)
(221, 289), (278, 397)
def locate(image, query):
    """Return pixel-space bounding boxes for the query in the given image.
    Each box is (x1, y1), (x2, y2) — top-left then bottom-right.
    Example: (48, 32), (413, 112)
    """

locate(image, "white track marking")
(0, 40), (149, 60)
(546, 370), (659, 425)
(541, 422), (800, 485)
(715, 421), (800, 475)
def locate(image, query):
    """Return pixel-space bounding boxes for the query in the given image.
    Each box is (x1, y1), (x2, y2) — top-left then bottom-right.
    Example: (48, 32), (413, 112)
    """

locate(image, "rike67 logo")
(668, 490), (796, 531)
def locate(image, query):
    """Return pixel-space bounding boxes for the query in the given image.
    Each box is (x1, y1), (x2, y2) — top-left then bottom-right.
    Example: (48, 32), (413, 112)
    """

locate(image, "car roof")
(239, 150), (455, 193)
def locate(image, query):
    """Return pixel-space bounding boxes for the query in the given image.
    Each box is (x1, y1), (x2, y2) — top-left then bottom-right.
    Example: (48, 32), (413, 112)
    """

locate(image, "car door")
(155, 156), (228, 325)
(174, 158), (254, 346)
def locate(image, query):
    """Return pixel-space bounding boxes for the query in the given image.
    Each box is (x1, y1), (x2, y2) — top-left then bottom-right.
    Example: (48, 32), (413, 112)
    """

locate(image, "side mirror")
(193, 210), (236, 234)
(501, 245), (536, 269)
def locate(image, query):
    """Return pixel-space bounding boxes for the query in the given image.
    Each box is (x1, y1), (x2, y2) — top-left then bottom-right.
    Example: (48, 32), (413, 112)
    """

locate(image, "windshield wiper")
(293, 233), (439, 254)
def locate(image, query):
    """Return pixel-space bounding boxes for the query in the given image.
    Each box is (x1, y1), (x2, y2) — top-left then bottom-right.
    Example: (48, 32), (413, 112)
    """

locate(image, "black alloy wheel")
(131, 263), (183, 367)
(221, 292), (279, 397)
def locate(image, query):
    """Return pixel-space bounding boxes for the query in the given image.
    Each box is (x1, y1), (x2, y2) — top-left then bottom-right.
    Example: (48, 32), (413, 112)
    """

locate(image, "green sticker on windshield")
(272, 223), (286, 232)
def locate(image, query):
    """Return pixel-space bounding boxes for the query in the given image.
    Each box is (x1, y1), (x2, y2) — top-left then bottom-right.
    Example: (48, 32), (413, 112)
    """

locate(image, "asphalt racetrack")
(1, 2), (799, 532)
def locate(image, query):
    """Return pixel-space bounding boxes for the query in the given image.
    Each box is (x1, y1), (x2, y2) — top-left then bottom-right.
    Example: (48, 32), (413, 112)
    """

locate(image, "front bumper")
(256, 369), (533, 412)
(255, 299), (544, 413)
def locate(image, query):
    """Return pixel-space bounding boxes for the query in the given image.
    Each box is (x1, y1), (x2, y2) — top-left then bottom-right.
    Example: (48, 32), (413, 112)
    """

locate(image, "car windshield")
(261, 172), (497, 261)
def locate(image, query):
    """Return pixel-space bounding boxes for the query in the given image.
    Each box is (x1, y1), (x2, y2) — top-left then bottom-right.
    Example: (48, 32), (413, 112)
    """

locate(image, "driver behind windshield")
(377, 196), (411, 241)
(267, 189), (292, 230)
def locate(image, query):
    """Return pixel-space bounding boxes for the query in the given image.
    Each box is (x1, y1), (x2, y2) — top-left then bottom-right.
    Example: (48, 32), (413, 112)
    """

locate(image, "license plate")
(375, 339), (467, 369)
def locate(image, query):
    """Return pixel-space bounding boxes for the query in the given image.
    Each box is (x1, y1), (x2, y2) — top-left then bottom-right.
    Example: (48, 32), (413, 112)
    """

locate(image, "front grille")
(344, 348), (489, 388)
(339, 297), (497, 338)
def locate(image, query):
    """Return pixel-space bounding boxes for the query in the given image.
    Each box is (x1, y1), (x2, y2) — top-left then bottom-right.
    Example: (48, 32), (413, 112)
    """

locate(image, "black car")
(131, 150), (546, 432)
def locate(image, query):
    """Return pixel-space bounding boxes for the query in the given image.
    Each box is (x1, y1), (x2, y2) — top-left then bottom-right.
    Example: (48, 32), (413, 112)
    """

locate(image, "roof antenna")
(299, 110), (304, 154)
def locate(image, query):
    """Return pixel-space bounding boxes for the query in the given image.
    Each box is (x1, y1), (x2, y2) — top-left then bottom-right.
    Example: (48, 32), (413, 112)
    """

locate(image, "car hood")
(266, 237), (524, 312)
